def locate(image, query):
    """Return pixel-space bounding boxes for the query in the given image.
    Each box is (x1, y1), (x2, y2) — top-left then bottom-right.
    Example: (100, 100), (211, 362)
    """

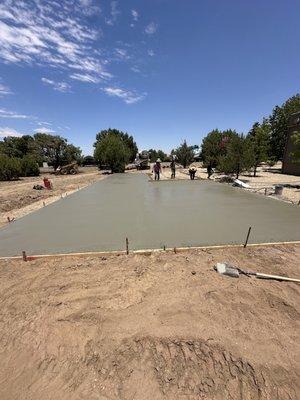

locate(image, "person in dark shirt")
(207, 164), (213, 179)
(189, 167), (197, 180)
(153, 159), (161, 180)
(170, 157), (176, 179)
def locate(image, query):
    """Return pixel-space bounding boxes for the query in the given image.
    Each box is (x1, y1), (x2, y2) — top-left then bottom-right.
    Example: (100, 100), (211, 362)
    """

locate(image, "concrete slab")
(0, 173), (299, 256)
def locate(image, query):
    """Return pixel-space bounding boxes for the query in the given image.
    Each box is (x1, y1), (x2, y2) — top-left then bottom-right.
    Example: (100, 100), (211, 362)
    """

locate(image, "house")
(282, 111), (300, 176)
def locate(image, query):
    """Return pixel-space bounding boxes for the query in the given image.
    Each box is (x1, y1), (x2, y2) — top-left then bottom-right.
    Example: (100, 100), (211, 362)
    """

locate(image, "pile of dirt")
(0, 244), (299, 399)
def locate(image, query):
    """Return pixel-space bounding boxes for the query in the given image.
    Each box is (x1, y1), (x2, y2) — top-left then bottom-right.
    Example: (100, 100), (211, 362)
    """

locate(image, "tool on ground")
(214, 262), (300, 283)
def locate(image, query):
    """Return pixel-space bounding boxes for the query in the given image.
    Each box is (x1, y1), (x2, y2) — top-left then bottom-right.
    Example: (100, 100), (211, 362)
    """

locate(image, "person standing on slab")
(189, 167), (197, 180)
(170, 157), (176, 179)
(207, 164), (213, 179)
(153, 159), (162, 180)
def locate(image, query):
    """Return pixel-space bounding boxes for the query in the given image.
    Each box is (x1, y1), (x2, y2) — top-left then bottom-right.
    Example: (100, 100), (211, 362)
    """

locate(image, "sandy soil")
(0, 167), (105, 228)
(147, 163), (300, 204)
(0, 244), (299, 400)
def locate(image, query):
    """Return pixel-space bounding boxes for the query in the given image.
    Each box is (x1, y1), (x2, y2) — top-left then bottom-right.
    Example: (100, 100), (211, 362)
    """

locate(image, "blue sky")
(0, 0), (299, 155)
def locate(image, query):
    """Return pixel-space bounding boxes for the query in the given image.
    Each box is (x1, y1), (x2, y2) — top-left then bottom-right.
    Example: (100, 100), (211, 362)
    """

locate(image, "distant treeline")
(1, 94), (299, 180)
(93, 94), (300, 177)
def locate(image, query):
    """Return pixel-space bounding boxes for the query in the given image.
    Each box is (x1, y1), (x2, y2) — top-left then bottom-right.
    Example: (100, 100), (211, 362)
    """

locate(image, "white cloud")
(34, 126), (55, 134)
(79, 0), (101, 16)
(131, 9), (138, 21)
(103, 87), (146, 104)
(0, 0), (109, 84)
(38, 121), (52, 126)
(131, 66), (140, 73)
(115, 48), (129, 60)
(0, 80), (12, 96)
(70, 73), (101, 83)
(0, 127), (22, 137)
(148, 49), (155, 57)
(41, 77), (71, 92)
(0, 108), (34, 119)
(106, 1), (120, 26)
(145, 22), (158, 35)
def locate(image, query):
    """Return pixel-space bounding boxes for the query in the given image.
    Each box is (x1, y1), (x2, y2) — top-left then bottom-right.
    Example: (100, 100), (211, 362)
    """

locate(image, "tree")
(291, 132), (300, 163)
(248, 120), (271, 176)
(0, 155), (21, 181)
(20, 155), (40, 177)
(94, 129), (137, 163)
(94, 133), (130, 173)
(33, 133), (82, 169)
(201, 129), (223, 168)
(172, 140), (194, 168)
(148, 149), (168, 162)
(201, 129), (239, 168)
(82, 155), (96, 166)
(218, 134), (253, 179)
(269, 94), (300, 161)
(0, 135), (35, 158)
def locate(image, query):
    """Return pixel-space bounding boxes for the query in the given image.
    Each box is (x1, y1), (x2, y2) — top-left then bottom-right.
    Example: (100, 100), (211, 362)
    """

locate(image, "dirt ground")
(0, 244), (299, 400)
(0, 167), (105, 228)
(147, 162), (300, 204)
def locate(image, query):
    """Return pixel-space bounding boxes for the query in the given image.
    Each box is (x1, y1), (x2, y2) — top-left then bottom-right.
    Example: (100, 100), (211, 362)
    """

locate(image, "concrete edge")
(0, 241), (299, 261)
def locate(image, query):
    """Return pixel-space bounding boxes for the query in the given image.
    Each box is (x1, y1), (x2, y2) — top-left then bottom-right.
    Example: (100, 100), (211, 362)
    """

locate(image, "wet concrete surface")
(0, 173), (299, 256)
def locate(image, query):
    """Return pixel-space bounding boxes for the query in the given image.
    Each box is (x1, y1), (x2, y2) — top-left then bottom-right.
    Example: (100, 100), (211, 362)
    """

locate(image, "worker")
(189, 167), (197, 180)
(153, 158), (161, 180)
(207, 164), (213, 179)
(170, 156), (176, 179)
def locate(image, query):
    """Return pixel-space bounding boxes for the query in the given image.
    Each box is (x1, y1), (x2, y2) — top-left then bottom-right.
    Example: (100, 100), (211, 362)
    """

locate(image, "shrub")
(20, 155), (40, 177)
(0, 155), (22, 181)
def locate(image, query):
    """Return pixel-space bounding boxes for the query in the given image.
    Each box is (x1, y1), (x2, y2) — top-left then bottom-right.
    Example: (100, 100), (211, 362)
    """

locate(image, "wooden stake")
(174, 247), (177, 254)
(126, 237), (129, 255)
(264, 188), (267, 196)
(7, 216), (10, 223)
(163, 245), (166, 251)
(22, 251), (27, 262)
(43, 201), (46, 207)
(244, 226), (252, 248)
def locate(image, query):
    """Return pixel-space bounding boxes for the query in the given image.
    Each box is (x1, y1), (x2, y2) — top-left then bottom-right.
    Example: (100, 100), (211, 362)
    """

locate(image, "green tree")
(172, 140), (194, 168)
(269, 94), (300, 161)
(94, 129), (137, 163)
(82, 155), (96, 166)
(201, 129), (239, 168)
(94, 134), (130, 173)
(218, 134), (253, 179)
(0, 135), (35, 158)
(148, 149), (168, 162)
(20, 155), (40, 177)
(201, 129), (223, 168)
(248, 120), (271, 176)
(33, 133), (81, 169)
(0, 155), (21, 181)
(291, 132), (300, 162)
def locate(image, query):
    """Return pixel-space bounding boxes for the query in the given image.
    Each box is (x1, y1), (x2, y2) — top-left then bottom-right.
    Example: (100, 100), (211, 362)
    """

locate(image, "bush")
(0, 155), (21, 181)
(20, 155), (40, 177)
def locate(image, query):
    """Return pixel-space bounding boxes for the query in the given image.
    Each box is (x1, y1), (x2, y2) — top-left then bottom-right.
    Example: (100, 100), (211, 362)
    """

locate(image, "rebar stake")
(244, 226), (252, 248)
(126, 237), (129, 255)
(22, 251), (27, 262)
